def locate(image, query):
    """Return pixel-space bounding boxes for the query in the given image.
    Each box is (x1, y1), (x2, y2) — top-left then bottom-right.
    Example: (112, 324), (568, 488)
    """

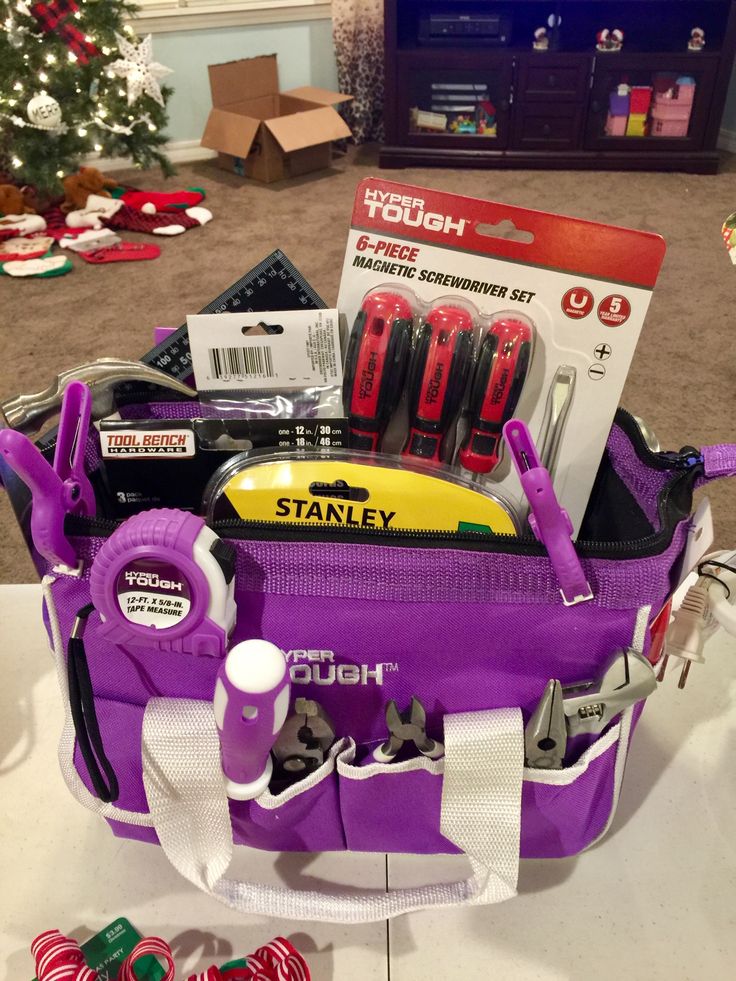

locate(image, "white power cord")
(705, 550), (736, 636)
(662, 549), (736, 688)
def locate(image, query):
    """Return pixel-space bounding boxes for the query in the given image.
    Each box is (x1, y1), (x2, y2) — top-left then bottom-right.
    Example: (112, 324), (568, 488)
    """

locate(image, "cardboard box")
(201, 55), (353, 183)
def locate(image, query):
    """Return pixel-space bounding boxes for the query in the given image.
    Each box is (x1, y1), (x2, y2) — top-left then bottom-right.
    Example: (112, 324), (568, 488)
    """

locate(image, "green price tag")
(33, 918), (165, 981)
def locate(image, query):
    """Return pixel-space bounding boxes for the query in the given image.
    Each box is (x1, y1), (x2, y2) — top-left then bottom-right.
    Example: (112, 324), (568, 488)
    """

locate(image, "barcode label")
(188, 309), (341, 392)
(207, 345), (275, 380)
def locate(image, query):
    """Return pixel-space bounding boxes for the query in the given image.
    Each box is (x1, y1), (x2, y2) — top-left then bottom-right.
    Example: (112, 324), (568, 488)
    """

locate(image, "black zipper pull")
(660, 446), (703, 470)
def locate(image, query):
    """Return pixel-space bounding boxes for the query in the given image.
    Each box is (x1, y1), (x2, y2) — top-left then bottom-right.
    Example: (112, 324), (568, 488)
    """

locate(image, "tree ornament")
(108, 34), (173, 107)
(27, 93), (63, 130)
(5, 13), (28, 49)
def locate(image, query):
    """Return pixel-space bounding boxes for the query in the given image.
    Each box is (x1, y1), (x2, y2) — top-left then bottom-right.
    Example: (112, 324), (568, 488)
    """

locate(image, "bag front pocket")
(230, 738), (348, 853)
(337, 741), (458, 855)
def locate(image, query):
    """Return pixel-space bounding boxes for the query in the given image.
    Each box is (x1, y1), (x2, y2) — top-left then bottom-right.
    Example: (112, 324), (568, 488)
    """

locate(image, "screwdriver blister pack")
(337, 178), (666, 534)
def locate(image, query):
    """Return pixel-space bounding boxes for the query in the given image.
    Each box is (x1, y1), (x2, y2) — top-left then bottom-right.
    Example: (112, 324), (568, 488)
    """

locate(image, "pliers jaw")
(524, 679), (567, 769)
(373, 696), (444, 763)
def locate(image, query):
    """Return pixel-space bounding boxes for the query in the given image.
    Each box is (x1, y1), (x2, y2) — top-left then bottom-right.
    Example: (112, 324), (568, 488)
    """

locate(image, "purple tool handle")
(214, 640), (291, 800)
(0, 380), (94, 567)
(503, 419), (593, 605)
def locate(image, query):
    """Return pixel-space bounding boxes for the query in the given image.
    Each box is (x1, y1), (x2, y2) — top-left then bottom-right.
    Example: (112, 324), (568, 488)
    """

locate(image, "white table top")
(2, 584), (735, 980)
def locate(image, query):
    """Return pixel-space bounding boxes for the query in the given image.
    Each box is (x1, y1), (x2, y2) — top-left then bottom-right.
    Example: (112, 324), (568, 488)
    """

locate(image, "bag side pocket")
(521, 706), (637, 858)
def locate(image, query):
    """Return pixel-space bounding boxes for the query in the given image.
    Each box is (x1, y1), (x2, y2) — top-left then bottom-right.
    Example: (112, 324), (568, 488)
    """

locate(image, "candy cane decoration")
(31, 930), (98, 981)
(119, 937), (176, 981)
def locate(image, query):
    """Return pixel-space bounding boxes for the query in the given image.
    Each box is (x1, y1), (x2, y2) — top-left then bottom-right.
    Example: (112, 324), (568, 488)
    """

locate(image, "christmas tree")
(0, 0), (173, 196)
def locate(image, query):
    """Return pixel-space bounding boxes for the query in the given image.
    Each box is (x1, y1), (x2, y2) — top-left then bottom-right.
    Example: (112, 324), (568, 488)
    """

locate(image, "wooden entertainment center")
(381, 1), (736, 173)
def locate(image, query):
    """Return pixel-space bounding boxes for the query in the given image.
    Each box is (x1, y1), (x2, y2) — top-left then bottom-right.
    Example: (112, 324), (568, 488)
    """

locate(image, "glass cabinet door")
(397, 53), (513, 149)
(586, 54), (717, 151)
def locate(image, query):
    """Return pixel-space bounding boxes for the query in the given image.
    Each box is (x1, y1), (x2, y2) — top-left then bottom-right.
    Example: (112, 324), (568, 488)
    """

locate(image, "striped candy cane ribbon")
(119, 937), (176, 981)
(219, 938), (310, 981)
(31, 930), (98, 981)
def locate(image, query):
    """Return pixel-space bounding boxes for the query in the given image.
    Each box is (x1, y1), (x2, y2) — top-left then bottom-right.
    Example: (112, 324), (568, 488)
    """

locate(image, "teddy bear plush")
(0, 184), (37, 216)
(61, 166), (119, 213)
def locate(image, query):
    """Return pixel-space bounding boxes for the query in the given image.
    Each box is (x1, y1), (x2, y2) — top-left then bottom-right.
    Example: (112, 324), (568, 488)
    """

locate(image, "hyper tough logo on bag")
(286, 649), (396, 686)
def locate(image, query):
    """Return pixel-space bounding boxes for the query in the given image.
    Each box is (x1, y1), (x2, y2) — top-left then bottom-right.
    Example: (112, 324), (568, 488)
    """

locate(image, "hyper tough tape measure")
(141, 250), (326, 382)
(89, 508), (237, 657)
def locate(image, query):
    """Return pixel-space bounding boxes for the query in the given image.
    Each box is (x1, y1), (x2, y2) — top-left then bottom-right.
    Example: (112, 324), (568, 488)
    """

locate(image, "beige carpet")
(1, 145), (734, 581)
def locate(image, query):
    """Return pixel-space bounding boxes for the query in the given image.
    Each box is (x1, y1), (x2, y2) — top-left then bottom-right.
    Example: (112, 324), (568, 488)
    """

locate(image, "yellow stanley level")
(203, 450), (518, 535)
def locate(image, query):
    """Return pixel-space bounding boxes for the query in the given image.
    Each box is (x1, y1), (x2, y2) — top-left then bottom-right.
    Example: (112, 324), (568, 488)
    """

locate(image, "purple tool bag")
(36, 408), (735, 922)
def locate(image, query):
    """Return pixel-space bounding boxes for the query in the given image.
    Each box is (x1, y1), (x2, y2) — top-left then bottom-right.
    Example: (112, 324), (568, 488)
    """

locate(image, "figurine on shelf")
(533, 27), (549, 51)
(547, 13), (562, 50)
(476, 100), (497, 136)
(596, 28), (624, 52)
(688, 27), (705, 51)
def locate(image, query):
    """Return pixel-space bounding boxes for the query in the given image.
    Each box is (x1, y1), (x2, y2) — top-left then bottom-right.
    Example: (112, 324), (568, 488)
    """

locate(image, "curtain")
(332, 0), (384, 143)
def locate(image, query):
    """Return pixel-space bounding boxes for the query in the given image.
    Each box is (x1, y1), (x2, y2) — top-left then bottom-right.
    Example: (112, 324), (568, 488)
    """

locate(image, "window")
(133, 0), (332, 33)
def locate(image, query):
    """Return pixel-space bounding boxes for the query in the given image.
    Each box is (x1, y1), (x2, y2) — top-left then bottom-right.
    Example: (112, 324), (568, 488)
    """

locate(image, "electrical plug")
(661, 580), (719, 688)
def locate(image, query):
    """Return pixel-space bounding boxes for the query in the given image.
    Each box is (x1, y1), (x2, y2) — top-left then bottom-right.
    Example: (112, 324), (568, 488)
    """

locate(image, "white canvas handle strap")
(142, 698), (523, 923)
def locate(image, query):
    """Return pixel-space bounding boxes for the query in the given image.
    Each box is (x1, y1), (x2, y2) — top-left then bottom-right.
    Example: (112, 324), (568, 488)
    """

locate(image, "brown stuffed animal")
(0, 184), (36, 216)
(61, 166), (119, 213)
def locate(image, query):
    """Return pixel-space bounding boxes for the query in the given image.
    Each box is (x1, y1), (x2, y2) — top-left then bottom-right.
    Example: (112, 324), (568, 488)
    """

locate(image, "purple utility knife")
(503, 418), (593, 606)
(0, 380), (95, 568)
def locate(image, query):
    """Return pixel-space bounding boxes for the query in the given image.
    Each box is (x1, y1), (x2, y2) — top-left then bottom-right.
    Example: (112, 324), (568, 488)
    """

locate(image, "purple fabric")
(59, 521), (676, 857)
(606, 423), (671, 529)
(701, 443), (736, 483)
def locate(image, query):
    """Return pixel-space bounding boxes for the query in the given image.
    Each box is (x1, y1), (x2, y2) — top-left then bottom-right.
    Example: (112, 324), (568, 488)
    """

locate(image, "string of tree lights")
(0, 0), (173, 194)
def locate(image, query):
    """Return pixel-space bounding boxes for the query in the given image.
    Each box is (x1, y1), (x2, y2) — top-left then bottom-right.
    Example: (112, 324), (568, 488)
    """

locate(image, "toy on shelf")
(547, 13), (562, 49)
(626, 87), (651, 136)
(630, 85), (653, 114)
(605, 83), (630, 136)
(410, 107), (448, 133)
(626, 113), (648, 137)
(477, 100), (497, 136)
(450, 114), (477, 134)
(533, 27), (549, 51)
(650, 76), (696, 137)
(596, 28), (624, 52)
(689, 27), (705, 51)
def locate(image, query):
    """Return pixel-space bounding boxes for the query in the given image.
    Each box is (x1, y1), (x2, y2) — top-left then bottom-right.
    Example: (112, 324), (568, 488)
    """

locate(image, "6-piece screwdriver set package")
(337, 178), (667, 533)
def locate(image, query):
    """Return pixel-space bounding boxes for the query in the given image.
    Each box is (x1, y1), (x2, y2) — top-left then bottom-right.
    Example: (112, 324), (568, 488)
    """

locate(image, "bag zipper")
(63, 410), (703, 560)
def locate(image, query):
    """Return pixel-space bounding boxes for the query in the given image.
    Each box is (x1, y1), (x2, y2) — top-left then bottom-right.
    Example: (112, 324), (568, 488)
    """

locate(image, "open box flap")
(201, 108), (261, 158)
(208, 55), (279, 107)
(283, 85), (354, 107)
(264, 106), (352, 153)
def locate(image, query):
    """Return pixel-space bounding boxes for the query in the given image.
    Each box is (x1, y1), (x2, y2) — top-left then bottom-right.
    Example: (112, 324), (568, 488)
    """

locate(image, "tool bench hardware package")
(33, 401), (736, 922)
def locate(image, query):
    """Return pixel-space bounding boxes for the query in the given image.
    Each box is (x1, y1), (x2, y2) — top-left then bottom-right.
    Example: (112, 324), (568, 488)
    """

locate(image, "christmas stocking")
(1, 253), (72, 278)
(104, 202), (213, 236)
(0, 213), (48, 240)
(0, 236), (54, 261)
(111, 186), (206, 214)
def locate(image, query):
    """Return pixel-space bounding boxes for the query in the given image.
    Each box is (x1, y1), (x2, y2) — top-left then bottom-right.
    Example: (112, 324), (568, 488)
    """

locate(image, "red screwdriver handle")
(458, 317), (533, 475)
(402, 304), (475, 464)
(343, 291), (414, 452)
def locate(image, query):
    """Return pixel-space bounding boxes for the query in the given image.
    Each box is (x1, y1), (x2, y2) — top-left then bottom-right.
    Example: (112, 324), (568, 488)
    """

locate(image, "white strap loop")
(142, 698), (524, 923)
